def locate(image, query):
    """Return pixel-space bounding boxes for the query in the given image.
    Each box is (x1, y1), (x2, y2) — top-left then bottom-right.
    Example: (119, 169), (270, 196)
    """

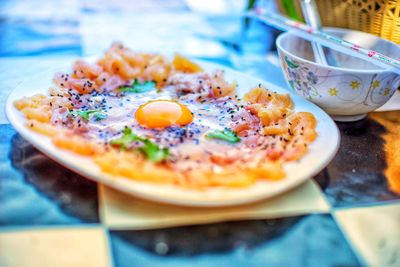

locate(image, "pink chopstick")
(247, 8), (400, 75)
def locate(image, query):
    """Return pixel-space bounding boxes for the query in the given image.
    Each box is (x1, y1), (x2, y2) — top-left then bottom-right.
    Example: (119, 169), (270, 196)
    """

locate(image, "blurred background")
(0, 0), (282, 124)
(0, 0), (281, 72)
(1, 0), (399, 57)
(0, 0), (399, 122)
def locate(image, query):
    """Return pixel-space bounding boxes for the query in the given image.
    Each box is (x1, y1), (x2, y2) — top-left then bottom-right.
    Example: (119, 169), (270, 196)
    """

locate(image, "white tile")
(0, 0), (80, 18)
(99, 180), (330, 230)
(81, 13), (229, 58)
(335, 203), (400, 267)
(81, 0), (186, 12)
(0, 227), (111, 267)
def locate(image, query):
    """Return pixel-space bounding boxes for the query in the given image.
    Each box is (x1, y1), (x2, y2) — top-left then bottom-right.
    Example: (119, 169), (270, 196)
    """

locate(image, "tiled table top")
(0, 1), (399, 267)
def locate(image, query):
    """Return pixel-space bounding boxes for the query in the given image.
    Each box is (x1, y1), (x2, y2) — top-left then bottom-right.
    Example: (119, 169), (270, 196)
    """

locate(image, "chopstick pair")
(246, 8), (400, 75)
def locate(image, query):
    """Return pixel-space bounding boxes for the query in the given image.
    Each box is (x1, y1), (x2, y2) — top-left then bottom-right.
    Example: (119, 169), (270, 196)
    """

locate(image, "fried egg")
(135, 100), (193, 129)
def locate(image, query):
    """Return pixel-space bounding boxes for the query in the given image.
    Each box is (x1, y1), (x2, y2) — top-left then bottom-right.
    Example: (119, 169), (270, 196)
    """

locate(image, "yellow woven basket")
(277, 0), (400, 44)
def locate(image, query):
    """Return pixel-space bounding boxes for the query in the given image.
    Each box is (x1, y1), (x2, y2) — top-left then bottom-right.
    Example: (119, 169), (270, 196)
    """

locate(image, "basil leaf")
(109, 128), (138, 149)
(94, 112), (108, 121)
(206, 128), (240, 143)
(119, 79), (156, 93)
(139, 139), (170, 163)
(69, 109), (107, 121)
(110, 127), (169, 163)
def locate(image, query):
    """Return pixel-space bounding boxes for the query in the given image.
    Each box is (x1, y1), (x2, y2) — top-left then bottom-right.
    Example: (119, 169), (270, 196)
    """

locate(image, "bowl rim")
(276, 27), (400, 74)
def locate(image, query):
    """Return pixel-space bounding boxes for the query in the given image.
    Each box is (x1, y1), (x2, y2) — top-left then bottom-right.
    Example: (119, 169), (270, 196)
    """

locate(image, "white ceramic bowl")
(276, 28), (400, 121)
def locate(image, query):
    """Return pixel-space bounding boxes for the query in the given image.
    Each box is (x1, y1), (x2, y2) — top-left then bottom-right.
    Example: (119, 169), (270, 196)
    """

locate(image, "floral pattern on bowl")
(276, 29), (400, 121)
(282, 55), (399, 108)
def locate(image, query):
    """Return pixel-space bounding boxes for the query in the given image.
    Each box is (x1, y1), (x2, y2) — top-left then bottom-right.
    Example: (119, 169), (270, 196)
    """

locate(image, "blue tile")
(0, 17), (82, 57)
(109, 214), (360, 267)
(0, 124), (99, 225)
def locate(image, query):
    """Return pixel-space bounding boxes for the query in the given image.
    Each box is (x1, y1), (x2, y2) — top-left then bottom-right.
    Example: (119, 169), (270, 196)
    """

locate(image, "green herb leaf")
(119, 79), (156, 93)
(110, 127), (169, 163)
(206, 128), (240, 143)
(69, 109), (107, 121)
(139, 139), (170, 163)
(93, 112), (108, 121)
(109, 127), (138, 149)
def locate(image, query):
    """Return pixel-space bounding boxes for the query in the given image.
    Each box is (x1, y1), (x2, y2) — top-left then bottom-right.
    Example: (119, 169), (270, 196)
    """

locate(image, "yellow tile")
(335, 203), (400, 267)
(100, 180), (330, 229)
(0, 227), (110, 267)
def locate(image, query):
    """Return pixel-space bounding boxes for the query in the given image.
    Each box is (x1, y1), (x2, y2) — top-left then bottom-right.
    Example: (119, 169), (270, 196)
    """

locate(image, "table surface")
(0, 1), (399, 267)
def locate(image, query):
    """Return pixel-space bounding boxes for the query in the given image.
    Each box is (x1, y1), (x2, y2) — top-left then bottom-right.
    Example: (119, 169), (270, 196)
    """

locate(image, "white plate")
(6, 60), (340, 207)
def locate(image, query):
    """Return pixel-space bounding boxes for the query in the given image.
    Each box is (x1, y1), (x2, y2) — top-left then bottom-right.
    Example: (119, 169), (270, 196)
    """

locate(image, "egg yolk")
(135, 100), (193, 128)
